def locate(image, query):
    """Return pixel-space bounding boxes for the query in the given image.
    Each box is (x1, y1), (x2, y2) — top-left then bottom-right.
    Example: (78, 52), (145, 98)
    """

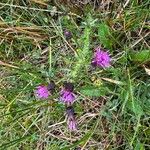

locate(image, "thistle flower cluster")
(35, 46), (111, 131)
(35, 81), (77, 130)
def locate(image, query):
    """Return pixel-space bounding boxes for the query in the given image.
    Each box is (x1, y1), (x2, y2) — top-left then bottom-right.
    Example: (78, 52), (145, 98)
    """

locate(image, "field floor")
(0, 1), (150, 150)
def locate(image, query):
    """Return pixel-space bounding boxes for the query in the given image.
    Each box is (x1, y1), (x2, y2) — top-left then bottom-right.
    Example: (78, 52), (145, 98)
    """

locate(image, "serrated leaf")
(127, 99), (144, 117)
(135, 142), (145, 150)
(71, 25), (91, 78)
(130, 50), (150, 62)
(98, 23), (112, 49)
(80, 86), (108, 97)
(133, 101), (143, 116)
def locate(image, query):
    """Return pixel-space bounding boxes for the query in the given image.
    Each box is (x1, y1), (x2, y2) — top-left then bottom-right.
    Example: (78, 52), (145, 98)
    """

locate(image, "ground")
(0, 0), (150, 150)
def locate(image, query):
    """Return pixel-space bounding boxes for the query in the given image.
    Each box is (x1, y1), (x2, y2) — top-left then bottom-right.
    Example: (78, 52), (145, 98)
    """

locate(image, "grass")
(0, 0), (150, 149)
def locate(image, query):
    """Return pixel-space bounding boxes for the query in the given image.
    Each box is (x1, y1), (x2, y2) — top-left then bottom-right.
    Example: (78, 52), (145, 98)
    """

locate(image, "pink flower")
(64, 30), (72, 39)
(60, 89), (75, 104)
(60, 82), (76, 105)
(66, 106), (77, 131)
(68, 118), (77, 131)
(92, 47), (111, 68)
(35, 85), (49, 99)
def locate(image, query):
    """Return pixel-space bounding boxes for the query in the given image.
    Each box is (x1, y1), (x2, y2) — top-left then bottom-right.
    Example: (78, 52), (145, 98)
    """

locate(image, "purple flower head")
(60, 82), (75, 105)
(35, 85), (49, 99)
(92, 47), (111, 68)
(64, 30), (72, 39)
(66, 106), (77, 131)
(60, 89), (75, 105)
(68, 118), (77, 131)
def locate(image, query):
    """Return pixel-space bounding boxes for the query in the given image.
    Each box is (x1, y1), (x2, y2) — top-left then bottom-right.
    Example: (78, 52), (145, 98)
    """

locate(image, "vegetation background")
(0, 0), (150, 149)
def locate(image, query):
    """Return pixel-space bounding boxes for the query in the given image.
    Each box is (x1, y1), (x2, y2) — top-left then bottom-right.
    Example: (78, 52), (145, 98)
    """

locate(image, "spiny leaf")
(80, 86), (109, 97)
(130, 50), (150, 63)
(125, 97), (144, 117)
(98, 23), (113, 49)
(71, 25), (91, 78)
(127, 69), (144, 117)
(134, 141), (145, 150)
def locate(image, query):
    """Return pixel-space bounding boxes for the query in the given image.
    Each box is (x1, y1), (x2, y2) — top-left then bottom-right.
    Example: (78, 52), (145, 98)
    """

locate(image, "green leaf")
(134, 141), (145, 150)
(130, 50), (150, 62)
(71, 25), (91, 78)
(98, 23), (112, 49)
(80, 86), (108, 97)
(132, 99), (144, 116)
(127, 99), (144, 117)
